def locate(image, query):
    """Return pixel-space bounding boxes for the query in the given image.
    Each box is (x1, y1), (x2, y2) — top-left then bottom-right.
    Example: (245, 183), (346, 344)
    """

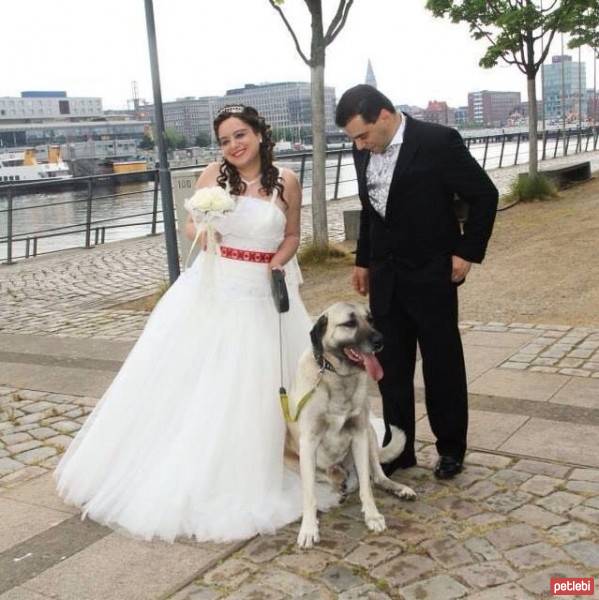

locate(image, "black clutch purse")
(271, 269), (290, 313)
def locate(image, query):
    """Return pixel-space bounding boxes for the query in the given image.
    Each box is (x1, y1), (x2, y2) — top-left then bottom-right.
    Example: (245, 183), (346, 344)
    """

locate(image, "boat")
(0, 146), (72, 183)
(111, 160), (148, 174)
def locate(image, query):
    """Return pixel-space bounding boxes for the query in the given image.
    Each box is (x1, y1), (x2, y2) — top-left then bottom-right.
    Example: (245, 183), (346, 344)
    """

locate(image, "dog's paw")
(297, 522), (320, 548)
(365, 511), (386, 533)
(395, 485), (417, 501)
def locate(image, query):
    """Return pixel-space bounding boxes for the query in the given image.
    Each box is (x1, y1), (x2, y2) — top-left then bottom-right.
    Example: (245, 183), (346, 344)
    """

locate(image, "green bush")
(510, 173), (558, 202)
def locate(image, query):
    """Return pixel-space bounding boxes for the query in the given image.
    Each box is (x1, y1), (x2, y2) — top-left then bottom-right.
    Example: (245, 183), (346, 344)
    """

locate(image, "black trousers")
(374, 267), (468, 463)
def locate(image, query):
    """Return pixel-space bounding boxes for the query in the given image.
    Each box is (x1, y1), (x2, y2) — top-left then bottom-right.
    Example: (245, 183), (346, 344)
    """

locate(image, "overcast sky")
(4, 1), (597, 110)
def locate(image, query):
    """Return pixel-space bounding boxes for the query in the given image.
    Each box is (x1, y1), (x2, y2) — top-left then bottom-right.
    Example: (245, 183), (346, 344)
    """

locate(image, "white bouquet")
(184, 186), (236, 263)
(184, 186), (236, 223)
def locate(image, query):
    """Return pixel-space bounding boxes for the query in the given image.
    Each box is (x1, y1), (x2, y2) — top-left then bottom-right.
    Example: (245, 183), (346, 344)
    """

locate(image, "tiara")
(216, 105), (245, 116)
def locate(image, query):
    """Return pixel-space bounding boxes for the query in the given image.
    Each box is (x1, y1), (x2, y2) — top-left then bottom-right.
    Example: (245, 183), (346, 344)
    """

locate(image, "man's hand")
(451, 255), (471, 283)
(352, 266), (369, 296)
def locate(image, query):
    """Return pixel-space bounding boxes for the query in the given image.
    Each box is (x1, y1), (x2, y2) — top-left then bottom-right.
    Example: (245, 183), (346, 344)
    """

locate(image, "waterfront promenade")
(0, 156), (598, 598)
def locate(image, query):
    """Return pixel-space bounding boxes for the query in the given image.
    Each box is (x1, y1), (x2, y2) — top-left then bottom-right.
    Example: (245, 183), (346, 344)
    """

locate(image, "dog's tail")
(378, 425), (407, 463)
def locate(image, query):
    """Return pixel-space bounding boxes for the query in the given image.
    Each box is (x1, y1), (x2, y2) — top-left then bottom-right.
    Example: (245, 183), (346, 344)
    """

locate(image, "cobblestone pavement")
(0, 236), (164, 341)
(461, 322), (599, 379)
(0, 387), (93, 485)
(1, 385), (598, 599)
(168, 449), (599, 600)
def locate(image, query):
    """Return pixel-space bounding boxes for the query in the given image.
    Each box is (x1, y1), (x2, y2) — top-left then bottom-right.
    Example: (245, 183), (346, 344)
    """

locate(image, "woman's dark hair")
(213, 105), (284, 201)
(335, 85), (396, 127)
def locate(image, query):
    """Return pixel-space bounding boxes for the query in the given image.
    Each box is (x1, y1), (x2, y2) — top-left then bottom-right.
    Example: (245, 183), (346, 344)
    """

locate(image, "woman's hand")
(269, 261), (285, 273)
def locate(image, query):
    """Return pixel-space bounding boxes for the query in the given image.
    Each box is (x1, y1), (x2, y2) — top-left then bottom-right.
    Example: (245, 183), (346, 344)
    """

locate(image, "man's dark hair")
(335, 85), (396, 127)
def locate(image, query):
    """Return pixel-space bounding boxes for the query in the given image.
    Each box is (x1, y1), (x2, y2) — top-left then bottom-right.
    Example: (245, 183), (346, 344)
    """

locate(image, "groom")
(336, 85), (498, 479)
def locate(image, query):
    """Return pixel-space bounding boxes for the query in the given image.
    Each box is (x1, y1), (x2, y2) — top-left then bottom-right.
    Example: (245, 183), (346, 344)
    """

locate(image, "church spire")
(365, 59), (377, 89)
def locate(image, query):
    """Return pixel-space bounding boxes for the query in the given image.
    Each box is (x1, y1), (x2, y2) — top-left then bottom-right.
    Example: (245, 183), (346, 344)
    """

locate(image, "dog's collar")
(316, 355), (336, 374)
(316, 354), (363, 377)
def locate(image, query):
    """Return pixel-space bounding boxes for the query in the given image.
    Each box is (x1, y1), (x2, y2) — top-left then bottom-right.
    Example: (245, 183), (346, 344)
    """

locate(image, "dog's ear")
(310, 314), (328, 363)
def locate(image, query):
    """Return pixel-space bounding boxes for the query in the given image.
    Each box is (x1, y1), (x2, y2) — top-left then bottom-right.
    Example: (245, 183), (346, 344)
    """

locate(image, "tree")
(425, 0), (590, 177)
(568, 3), (599, 50)
(194, 132), (211, 147)
(269, 0), (355, 247)
(164, 128), (187, 150)
(568, 4), (599, 124)
(138, 132), (155, 150)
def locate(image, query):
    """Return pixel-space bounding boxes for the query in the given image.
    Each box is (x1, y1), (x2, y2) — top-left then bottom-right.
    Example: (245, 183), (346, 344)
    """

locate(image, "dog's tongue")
(362, 352), (384, 382)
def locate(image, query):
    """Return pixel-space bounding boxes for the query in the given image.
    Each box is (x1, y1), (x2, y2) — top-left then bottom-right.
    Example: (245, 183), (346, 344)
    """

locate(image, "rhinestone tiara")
(216, 105), (245, 116)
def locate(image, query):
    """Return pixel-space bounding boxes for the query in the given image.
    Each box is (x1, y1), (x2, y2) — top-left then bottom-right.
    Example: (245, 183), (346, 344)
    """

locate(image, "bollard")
(343, 210), (361, 241)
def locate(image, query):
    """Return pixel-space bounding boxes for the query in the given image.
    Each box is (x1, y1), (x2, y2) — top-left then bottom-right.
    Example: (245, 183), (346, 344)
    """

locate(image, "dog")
(285, 301), (416, 548)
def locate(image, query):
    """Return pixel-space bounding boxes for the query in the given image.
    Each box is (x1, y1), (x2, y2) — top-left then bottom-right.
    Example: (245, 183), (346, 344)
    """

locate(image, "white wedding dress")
(55, 189), (333, 543)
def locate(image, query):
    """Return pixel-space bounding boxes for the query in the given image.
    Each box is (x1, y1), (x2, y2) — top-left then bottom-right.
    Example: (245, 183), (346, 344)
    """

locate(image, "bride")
(55, 105), (332, 543)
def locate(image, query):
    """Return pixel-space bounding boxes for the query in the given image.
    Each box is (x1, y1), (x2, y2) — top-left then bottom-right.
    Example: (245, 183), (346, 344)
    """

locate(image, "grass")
(507, 173), (558, 203)
(297, 242), (352, 267)
(155, 279), (171, 299)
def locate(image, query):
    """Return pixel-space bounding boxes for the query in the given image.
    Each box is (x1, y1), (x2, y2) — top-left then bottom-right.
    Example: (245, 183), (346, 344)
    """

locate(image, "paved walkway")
(1, 156), (599, 598)
(1, 329), (598, 599)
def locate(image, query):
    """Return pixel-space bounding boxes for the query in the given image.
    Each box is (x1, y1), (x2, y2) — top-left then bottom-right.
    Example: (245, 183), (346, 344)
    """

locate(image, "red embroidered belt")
(220, 245), (275, 263)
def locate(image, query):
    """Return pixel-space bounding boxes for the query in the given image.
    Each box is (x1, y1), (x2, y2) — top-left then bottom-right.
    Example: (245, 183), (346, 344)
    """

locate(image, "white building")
(221, 82), (337, 139)
(0, 91), (103, 122)
(146, 81), (338, 146)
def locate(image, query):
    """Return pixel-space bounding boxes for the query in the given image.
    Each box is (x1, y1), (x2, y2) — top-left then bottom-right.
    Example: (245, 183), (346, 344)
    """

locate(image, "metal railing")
(1, 126), (598, 264)
(463, 126), (599, 169)
(0, 172), (163, 264)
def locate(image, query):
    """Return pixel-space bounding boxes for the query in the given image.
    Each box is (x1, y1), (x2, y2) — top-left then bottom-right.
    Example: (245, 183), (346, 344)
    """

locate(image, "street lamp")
(144, 0), (180, 284)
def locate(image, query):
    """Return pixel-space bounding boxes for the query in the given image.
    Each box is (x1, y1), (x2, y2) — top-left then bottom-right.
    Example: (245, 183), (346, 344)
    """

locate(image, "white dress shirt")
(366, 113), (406, 217)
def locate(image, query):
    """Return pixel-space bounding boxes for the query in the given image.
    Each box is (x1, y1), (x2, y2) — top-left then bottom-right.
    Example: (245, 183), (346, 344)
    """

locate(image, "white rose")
(184, 186), (235, 217)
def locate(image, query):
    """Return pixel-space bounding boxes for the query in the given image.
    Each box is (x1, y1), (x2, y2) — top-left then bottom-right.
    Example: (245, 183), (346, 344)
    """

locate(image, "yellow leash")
(273, 267), (331, 422)
(279, 372), (323, 423)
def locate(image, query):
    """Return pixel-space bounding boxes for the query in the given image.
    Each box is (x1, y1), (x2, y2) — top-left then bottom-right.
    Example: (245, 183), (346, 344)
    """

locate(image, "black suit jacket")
(354, 115), (498, 316)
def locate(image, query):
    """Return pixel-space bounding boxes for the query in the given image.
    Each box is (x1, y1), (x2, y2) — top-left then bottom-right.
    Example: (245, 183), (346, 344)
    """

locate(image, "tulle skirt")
(55, 252), (333, 542)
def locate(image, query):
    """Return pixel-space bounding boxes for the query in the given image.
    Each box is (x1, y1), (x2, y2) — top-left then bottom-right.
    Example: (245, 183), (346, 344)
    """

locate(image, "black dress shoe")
(382, 454), (417, 477)
(434, 456), (463, 480)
